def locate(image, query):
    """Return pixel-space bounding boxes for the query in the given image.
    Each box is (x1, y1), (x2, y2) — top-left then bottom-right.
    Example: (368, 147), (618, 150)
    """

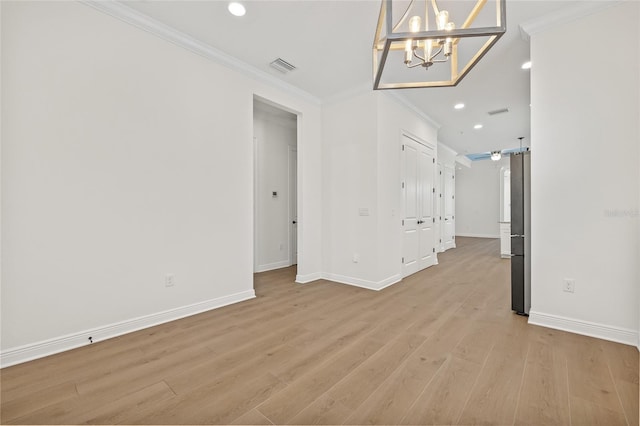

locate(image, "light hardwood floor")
(1, 237), (638, 425)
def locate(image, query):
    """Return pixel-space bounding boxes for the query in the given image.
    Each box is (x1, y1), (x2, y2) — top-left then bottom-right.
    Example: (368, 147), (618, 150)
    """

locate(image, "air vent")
(269, 58), (296, 74)
(488, 107), (509, 116)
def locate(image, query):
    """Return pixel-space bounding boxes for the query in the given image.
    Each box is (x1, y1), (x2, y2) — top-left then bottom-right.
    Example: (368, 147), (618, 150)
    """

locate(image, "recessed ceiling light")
(521, 61), (532, 70)
(474, 124), (483, 129)
(454, 103), (465, 110)
(228, 2), (246, 16)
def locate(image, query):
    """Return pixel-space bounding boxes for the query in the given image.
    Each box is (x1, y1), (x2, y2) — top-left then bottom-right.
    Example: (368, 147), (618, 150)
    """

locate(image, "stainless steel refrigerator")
(510, 151), (531, 315)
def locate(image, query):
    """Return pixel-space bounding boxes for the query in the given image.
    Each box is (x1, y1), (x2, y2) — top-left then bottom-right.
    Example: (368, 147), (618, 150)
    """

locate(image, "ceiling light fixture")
(227, 2), (246, 17)
(490, 151), (502, 161)
(372, 0), (506, 89)
(454, 103), (465, 110)
(521, 61), (532, 70)
(474, 124), (483, 129)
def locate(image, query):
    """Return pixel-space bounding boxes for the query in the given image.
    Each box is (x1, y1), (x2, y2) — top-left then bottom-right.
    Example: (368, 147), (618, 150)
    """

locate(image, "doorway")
(253, 99), (298, 273)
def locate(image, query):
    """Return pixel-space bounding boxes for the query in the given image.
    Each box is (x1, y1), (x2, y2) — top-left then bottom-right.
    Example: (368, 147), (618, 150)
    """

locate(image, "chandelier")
(373, 0), (506, 89)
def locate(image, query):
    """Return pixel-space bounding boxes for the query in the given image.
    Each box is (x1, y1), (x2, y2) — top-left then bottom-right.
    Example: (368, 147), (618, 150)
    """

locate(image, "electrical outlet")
(563, 278), (575, 293)
(165, 274), (175, 287)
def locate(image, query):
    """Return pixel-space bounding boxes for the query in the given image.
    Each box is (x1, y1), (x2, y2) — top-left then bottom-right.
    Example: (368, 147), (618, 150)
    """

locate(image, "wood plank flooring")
(1, 237), (638, 425)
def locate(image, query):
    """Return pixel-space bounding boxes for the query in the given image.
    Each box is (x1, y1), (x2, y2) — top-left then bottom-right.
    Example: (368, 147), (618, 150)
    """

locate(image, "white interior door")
(402, 142), (420, 277)
(402, 134), (436, 277)
(289, 147), (297, 265)
(443, 165), (455, 249)
(418, 146), (435, 269)
(436, 163), (444, 252)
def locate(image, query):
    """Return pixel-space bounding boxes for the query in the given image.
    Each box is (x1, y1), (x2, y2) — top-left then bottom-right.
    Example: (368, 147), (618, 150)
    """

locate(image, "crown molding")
(437, 141), (458, 157)
(519, 1), (623, 41)
(81, 1), (321, 106)
(322, 82), (441, 131)
(385, 92), (442, 130)
(322, 82), (371, 106)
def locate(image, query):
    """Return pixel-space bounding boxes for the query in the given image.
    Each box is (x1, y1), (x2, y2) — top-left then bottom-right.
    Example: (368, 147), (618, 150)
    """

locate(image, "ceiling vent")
(488, 107), (509, 116)
(269, 58), (296, 74)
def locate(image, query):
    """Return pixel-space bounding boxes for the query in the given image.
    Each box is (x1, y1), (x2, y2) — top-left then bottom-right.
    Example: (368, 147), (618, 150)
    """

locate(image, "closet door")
(443, 164), (456, 250)
(417, 144), (436, 270)
(401, 134), (436, 277)
(402, 141), (420, 277)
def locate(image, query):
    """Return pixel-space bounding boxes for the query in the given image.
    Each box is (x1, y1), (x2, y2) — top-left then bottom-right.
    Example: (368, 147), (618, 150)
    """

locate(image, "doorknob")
(292, 220), (297, 224)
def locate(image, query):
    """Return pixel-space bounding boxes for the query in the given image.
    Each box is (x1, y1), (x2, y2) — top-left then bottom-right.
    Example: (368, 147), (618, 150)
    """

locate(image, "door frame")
(288, 146), (298, 266)
(252, 95), (300, 276)
(399, 130), (437, 278)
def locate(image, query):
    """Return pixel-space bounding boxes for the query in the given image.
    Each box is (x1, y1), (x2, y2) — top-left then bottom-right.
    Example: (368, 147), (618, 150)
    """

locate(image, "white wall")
(1, 1), (323, 364)
(321, 91), (439, 289)
(253, 103), (297, 272)
(322, 92), (379, 284)
(528, 2), (639, 345)
(456, 157), (510, 238)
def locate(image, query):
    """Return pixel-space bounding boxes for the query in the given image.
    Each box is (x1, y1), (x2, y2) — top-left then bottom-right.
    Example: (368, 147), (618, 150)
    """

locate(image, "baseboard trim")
(255, 260), (290, 273)
(455, 233), (499, 239)
(295, 272), (322, 284)
(321, 273), (402, 291)
(0, 290), (255, 368)
(528, 310), (639, 347)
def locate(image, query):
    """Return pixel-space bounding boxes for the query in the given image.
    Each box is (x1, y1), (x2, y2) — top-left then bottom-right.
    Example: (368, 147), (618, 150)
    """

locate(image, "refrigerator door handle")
(510, 234), (525, 238)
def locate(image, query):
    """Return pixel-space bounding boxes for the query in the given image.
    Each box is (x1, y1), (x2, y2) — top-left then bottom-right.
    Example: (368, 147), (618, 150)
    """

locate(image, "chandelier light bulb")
(405, 40), (413, 64)
(437, 10), (449, 30)
(227, 2), (246, 16)
(409, 16), (422, 32)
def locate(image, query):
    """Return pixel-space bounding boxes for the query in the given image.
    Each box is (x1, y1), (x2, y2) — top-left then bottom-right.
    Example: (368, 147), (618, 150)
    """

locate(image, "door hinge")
(452, 195), (455, 199)
(439, 238), (442, 243)
(453, 215), (455, 219)
(402, 257), (404, 263)
(432, 217), (435, 223)
(440, 171), (442, 175)
(432, 187), (435, 193)
(402, 145), (405, 151)
(433, 158), (435, 163)
(402, 181), (405, 188)
(402, 219), (404, 226)
(432, 248), (435, 253)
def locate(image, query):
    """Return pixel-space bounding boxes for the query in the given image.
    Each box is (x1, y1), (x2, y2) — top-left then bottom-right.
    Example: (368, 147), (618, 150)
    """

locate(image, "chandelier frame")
(373, 0), (507, 90)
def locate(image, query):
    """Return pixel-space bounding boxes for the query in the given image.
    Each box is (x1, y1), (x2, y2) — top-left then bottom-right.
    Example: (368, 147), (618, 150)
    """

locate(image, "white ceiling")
(123, 0), (584, 157)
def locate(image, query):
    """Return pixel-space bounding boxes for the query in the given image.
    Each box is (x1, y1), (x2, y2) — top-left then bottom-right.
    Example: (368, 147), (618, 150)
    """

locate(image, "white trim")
(455, 233), (499, 239)
(385, 92), (441, 130)
(323, 82), (371, 106)
(81, 1), (320, 106)
(295, 272), (322, 284)
(528, 310), (639, 347)
(519, 1), (623, 40)
(437, 142), (458, 158)
(255, 260), (291, 273)
(455, 155), (472, 168)
(322, 273), (402, 291)
(0, 290), (255, 368)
